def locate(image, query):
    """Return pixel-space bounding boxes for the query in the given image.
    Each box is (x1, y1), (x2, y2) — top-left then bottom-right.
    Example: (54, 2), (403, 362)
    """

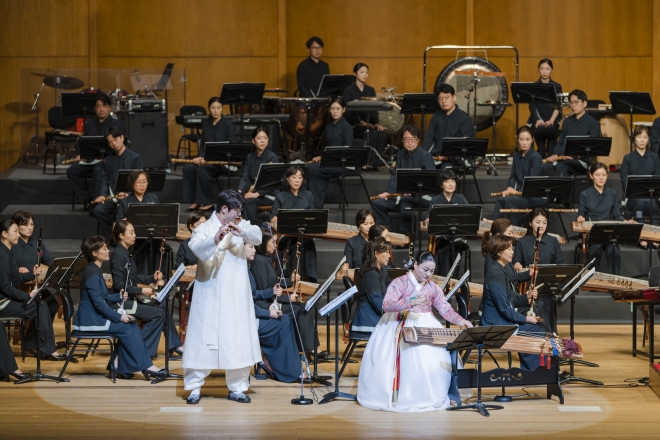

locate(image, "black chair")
(44, 106), (78, 174)
(0, 316), (27, 362)
(57, 330), (118, 383)
(174, 105), (206, 169)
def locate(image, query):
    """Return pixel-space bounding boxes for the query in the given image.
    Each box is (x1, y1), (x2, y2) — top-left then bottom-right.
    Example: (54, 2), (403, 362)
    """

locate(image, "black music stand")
(395, 169), (442, 250)
(253, 163), (298, 193)
(441, 137), (489, 202)
(220, 82), (266, 141)
(535, 264), (583, 297)
(428, 204), (481, 278)
(588, 223), (643, 274)
(320, 147), (371, 224)
(61, 92), (100, 120)
(478, 101), (513, 158)
(609, 91), (656, 151)
(446, 325), (517, 417)
(563, 136), (612, 167)
(126, 203), (179, 272)
(45, 256), (83, 357)
(400, 93), (441, 140)
(510, 82), (560, 152)
(521, 176), (573, 239)
(78, 136), (110, 162)
(346, 101), (392, 157)
(115, 169), (167, 194)
(204, 142), (252, 190)
(317, 74), (354, 98)
(625, 176), (660, 272)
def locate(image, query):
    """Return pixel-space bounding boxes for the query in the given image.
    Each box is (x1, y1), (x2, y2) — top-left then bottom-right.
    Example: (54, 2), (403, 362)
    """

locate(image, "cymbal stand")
(24, 80), (47, 164)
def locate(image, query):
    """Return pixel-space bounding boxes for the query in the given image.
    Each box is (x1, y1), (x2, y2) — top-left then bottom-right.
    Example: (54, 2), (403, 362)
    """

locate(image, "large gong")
(434, 57), (509, 132)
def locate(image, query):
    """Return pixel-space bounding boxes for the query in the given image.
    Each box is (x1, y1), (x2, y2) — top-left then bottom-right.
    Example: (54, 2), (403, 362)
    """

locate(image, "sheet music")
(439, 254), (461, 291)
(560, 267), (596, 305)
(319, 285), (358, 317)
(156, 264), (186, 304)
(305, 256), (346, 312)
(444, 270), (470, 301)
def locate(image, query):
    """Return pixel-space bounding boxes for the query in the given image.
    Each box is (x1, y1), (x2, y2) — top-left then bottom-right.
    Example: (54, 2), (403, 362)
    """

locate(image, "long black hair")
(361, 236), (391, 273)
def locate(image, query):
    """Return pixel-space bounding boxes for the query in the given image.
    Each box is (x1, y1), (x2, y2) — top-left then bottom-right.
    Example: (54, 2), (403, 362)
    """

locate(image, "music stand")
(400, 93), (441, 140)
(346, 101), (393, 153)
(625, 176), (660, 272)
(510, 82), (560, 151)
(396, 169), (443, 250)
(253, 163), (299, 193)
(609, 91), (656, 151)
(78, 136), (110, 162)
(535, 264), (583, 297)
(588, 223), (643, 274)
(428, 204), (481, 276)
(320, 147), (371, 224)
(204, 142), (252, 190)
(220, 82), (266, 141)
(126, 203), (179, 272)
(317, 74), (355, 98)
(61, 92), (100, 120)
(446, 325), (518, 417)
(114, 169), (167, 194)
(521, 176), (573, 239)
(440, 138), (489, 201)
(563, 136), (612, 165)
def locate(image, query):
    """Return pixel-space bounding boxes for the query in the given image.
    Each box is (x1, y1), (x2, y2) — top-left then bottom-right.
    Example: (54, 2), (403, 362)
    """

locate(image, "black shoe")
(255, 362), (275, 380)
(186, 394), (201, 404)
(43, 354), (67, 361)
(142, 369), (167, 380)
(168, 348), (183, 360)
(81, 200), (90, 212)
(9, 372), (32, 381)
(227, 391), (251, 403)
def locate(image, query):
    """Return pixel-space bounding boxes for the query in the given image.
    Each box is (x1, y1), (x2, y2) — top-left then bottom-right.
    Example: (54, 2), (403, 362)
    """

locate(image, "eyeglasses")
(309, 46), (323, 50)
(569, 100), (582, 105)
(403, 137), (418, 143)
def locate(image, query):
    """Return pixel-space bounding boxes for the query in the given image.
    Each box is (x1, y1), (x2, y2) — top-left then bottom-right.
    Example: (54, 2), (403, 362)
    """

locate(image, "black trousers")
(124, 300), (182, 357)
(543, 159), (587, 177)
(242, 196), (274, 226)
(182, 163), (226, 205)
(532, 124), (559, 158)
(306, 163), (343, 209)
(0, 321), (19, 375)
(356, 128), (387, 167)
(66, 162), (102, 202)
(0, 299), (56, 357)
(588, 243), (621, 274)
(627, 198), (660, 225)
(372, 196), (426, 234)
(92, 199), (118, 240)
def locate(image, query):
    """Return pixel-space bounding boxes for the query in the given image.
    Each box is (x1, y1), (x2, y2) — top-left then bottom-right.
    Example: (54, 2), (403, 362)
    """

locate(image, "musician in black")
(0, 219), (64, 361)
(91, 126), (143, 240)
(620, 125), (660, 231)
(421, 84), (475, 169)
(270, 166), (318, 282)
(306, 97), (354, 208)
(0, 321), (32, 382)
(238, 127), (280, 226)
(528, 59), (562, 158)
(577, 162), (626, 274)
(115, 170), (159, 222)
(296, 36), (330, 98)
(249, 231), (317, 354)
(512, 207), (565, 332)
(343, 63), (386, 168)
(650, 116), (660, 153)
(542, 89), (601, 177)
(491, 126), (544, 225)
(110, 221), (184, 360)
(371, 125), (436, 235)
(182, 97), (236, 212)
(343, 208), (375, 270)
(67, 93), (125, 211)
(176, 211), (207, 269)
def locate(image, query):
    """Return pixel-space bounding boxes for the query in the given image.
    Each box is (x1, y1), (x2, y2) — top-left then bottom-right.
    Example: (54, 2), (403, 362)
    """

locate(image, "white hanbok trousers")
(184, 366), (251, 393)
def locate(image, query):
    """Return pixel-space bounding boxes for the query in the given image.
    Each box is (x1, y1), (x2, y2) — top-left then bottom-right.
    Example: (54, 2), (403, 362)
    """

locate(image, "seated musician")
(75, 235), (165, 380)
(176, 211), (207, 270)
(115, 170), (159, 222)
(67, 92), (126, 212)
(542, 89), (601, 177)
(343, 63), (387, 169)
(182, 97), (236, 212)
(343, 208), (375, 270)
(481, 234), (542, 370)
(238, 127), (280, 226)
(0, 321), (32, 382)
(512, 207), (564, 333)
(372, 125), (436, 235)
(491, 126), (544, 226)
(250, 231), (317, 355)
(110, 221), (184, 362)
(528, 59), (562, 158)
(421, 84), (475, 169)
(350, 237), (391, 338)
(577, 162), (628, 274)
(306, 97), (354, 209)
(357, 251), (472, 412)
(91, 126), (143, 240)
(481, 219), (529, 287)
(245, 242), (301, 383)
(11, 211), (58, 323)
(0, 219), (65, 361)
(621, 125), (660, 235)
(270, 166), (318, 282)
(296, 36), (330, 98)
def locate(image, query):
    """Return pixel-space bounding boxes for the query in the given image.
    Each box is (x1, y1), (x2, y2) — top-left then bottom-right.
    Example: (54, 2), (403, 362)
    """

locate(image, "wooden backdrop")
(1, 0), (659, 173)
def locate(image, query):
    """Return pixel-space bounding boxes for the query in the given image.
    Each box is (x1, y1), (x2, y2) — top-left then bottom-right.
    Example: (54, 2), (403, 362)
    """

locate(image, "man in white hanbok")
(182, 190), (263, 404)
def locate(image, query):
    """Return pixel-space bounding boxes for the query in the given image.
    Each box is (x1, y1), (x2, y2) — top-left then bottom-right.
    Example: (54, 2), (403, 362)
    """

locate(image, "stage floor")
(2, 322), (658, 439)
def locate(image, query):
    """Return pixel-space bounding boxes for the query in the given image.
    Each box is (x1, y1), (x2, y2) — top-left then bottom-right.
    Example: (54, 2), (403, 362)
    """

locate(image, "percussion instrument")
(360, 93), (404, 135)
(170, 158), (243, 166)
(269, 221), (410, 247)
(572, 221), (660, 242)
(41, 75), (85, 90)
(402, 327), (584, 360)
(108, 89), (128, 113)
(558, 92), (570, 108)
(490, 191), (522, 197)
(262, 97), (329, 141)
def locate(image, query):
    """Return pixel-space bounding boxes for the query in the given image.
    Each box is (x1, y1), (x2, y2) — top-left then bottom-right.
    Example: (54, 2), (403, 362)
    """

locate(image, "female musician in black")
(115, 170), (159, 222)
(577, 162), (626, 274)
(175, 211), (207, 269)
(250, 231), (317, 354)
(343, 208), (376, 270)
(237, 126), (280, 226)
(0, 321), (31, 382)
(343, 63), (386, 168)
(512, 207), (565, 332)
(0, 219), (64, 360)
(350, 237), (391, 337)
(183, 96), (237, 211)
(270, 165), (318, 282)
(110, 221), (184, 359)
(527, 59), (562, 158)
(75, 235), (165, 380)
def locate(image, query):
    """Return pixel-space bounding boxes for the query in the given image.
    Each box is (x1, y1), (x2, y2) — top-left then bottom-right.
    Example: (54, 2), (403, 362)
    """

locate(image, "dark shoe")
(43, 354), (67, 361)
(186, 394), (201, 404)
(9, 372), (32, 381)
(142, 369), (167, 380)
(255, 361), (275, 380)
(81, 200), (90, 212)
(168, 348), (183, 360)
(228, 391), (251, 403)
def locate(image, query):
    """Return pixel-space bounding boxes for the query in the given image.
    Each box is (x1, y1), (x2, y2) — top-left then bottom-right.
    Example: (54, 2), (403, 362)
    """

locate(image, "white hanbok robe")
(181, 213), (262, 370)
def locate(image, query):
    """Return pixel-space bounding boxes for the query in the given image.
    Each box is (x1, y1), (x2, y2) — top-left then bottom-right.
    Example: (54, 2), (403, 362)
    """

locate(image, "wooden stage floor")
(2, 322), (659, 439)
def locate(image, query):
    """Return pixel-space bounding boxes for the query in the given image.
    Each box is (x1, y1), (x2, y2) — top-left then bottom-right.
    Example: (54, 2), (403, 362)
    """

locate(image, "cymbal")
(454, 69), (506, 77)
(31, 72), (49, 78)
(43, 75), (85, 90)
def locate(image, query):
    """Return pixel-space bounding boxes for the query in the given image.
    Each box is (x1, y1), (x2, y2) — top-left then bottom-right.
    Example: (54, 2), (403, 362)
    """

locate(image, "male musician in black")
(66, 93), (125, 211)
(296, 36), (330, 98)
(542, 89), (601, 177)
(421, 84), (475, 169)
(371, 125), (436, 235)
(651, 116), (660, 154)
(92, 126), (143, 239)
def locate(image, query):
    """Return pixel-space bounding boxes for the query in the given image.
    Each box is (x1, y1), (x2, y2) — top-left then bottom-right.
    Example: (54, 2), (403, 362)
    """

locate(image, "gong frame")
(422, 45), (519, 145)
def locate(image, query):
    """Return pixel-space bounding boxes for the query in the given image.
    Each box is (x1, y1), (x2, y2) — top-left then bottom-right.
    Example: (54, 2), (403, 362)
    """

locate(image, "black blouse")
(325, 117), (354, 147)
(344, 234), (367, 269)
(270, 189), (315, 219)
(115, 192), (160, 222)
(343, 83), (379, 126)
(199, 117), (236, 157)
(175, 239), (197, 267)
(12, 236), (54, 282)
(110, 243), (155, 296)
(0, 242), (28, 302)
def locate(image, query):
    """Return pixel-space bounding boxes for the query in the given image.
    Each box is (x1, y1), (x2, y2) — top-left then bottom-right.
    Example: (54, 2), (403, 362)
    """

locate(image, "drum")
(108, 89), (128, 113)
(361, 95), (405, 135)
(558, 92), (570, 108)
(264, 97), (329, 140)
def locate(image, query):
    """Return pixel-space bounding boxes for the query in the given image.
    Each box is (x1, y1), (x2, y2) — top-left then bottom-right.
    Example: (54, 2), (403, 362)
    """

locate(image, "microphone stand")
(263, 222), (313, 405)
